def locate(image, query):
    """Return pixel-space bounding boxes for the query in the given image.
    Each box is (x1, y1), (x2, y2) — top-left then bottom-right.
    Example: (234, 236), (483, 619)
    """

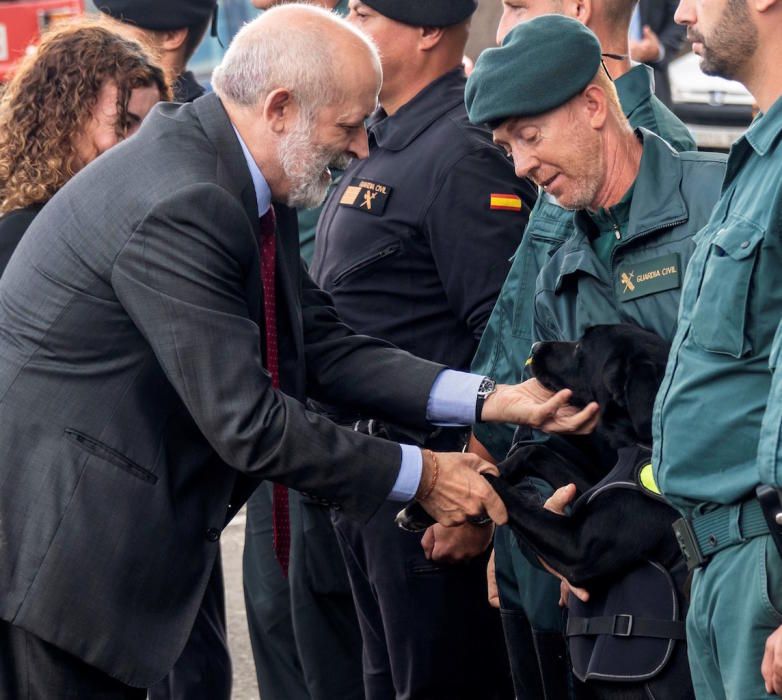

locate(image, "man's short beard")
(697, 0), (757, 80)
(278, 113), (353, 210)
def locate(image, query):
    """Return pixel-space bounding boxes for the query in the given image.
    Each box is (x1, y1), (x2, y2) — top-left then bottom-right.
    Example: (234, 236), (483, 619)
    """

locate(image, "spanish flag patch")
(490, 193), (523, 212)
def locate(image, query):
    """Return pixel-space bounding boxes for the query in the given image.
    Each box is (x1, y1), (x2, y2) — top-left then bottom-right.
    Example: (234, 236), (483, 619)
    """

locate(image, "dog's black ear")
(623, 359), (663, 443)
(602, 354), (627, 404)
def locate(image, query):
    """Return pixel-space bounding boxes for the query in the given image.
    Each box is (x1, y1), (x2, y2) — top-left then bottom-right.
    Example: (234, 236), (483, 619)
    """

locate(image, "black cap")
(97, 0), (217, 30)
(362, 0), (477, 27)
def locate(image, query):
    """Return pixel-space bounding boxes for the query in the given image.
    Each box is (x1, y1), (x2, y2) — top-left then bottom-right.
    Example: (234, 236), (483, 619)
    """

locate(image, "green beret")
(362, 0), (477, 27)
(97, 0), (217, 30)
(465, 15), (602, 126)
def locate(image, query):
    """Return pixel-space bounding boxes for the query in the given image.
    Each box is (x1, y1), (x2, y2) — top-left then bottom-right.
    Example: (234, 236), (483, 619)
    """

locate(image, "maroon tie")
(259, 207), (290, 576)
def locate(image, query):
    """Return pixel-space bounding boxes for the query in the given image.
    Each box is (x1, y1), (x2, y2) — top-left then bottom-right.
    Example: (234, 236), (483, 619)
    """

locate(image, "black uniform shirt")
(173, 70), (206, 103)
(310, 68), (536, 369)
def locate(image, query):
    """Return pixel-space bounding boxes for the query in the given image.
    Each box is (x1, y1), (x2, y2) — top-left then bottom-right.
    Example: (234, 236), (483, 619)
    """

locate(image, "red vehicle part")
(0, 0), (83, 81)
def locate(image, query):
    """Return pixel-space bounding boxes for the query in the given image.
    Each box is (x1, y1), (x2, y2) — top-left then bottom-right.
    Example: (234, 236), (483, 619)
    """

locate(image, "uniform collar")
(573, 129), (687, 245)
(743, 94), (782, 156)
(554, 129), (687, 291)
(173, 70), (206, 103)
(614, 64), (654, 119)
(369, 68), (467, 152)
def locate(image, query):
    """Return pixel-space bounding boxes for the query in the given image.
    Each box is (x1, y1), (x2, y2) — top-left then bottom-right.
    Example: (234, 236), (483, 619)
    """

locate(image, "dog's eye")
(574, 343), (582, 355)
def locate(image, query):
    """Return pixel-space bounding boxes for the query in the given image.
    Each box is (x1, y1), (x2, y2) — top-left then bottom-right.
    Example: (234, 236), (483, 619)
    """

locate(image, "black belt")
(566, 613), (686, 640)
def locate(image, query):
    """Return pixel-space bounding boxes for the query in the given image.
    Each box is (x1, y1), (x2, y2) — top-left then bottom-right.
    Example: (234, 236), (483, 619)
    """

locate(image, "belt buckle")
(612, 614), (634, 637)
(673, 517), (708, 571)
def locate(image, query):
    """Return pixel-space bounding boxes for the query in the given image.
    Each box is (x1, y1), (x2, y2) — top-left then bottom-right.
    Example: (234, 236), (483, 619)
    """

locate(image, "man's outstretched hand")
(416, 450), (507, 528)
(480, 378), (599, 434)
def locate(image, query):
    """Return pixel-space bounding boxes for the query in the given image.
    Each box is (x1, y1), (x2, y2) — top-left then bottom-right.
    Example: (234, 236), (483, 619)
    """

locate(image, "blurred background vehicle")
(0, 0), (82, 81)
(668, 50), (755, 151)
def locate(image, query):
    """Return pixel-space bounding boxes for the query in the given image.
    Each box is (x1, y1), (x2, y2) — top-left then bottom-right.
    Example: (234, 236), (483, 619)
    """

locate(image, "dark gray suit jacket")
(0, 94), (442, 687)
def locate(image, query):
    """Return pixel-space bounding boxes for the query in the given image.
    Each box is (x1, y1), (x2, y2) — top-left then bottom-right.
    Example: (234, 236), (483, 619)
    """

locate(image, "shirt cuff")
(426, 369), (485, 426)
(388, 443), (423, 501)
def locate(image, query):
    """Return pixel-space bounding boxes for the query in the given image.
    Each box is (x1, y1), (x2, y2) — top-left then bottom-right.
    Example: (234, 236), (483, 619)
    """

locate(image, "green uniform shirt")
(532, 132), (725, 346)
(472, 64), (697, 460)
(653, 97), (782, 512)
(589, 183), (634, 271)
(295, 0), (349, 265)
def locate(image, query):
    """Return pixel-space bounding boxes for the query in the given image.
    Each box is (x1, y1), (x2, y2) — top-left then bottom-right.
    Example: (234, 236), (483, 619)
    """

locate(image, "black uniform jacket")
(311, 69), (536, 370)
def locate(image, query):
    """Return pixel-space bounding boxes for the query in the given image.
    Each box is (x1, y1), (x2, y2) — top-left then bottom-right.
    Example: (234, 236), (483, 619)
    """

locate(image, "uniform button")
(206, 528), (221, 542)
(741, 240), (750, 249)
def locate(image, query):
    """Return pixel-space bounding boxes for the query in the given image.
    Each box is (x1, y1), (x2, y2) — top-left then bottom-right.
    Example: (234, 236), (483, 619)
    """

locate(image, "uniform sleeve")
(298, 263), (444, 426)
(424, 147), (537, 340)
(111, 183), (406, 521)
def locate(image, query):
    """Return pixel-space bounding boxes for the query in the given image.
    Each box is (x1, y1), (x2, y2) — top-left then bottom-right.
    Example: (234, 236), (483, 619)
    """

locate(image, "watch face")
(479, 377), (496, 396)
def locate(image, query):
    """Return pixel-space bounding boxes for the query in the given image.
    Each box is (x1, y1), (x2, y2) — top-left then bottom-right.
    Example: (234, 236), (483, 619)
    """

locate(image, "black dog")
(398, 325), (693, 700)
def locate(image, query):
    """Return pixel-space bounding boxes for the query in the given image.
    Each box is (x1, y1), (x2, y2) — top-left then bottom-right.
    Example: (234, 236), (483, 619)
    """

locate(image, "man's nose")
(348, 128), (370, 160)
(674, 0), (694, 26)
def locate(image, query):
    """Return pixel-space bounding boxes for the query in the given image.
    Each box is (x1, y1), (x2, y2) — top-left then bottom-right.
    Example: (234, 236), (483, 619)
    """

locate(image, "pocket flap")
(712, 217), (765, 260)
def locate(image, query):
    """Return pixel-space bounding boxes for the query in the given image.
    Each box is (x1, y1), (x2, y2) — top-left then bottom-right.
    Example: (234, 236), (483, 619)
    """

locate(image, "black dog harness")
(565, 445), (688, 683)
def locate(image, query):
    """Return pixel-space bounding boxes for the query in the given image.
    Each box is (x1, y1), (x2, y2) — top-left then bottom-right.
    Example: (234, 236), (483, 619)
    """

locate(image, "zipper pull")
(614, 225), (621, 241)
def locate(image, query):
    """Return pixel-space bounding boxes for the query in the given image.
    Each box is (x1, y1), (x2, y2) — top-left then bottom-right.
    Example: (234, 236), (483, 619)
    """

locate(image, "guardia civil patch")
(617, 253), (681, 302)
(490, 193), (523, 212)
(339, 178), (391, 216)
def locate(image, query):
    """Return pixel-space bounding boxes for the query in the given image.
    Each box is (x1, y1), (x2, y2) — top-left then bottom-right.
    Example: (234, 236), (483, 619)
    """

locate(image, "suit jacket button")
(206, 528), (221, 542)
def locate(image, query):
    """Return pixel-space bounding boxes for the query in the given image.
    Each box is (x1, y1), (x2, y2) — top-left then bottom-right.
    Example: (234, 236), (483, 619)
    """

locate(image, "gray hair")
(212, 4), (380, 114)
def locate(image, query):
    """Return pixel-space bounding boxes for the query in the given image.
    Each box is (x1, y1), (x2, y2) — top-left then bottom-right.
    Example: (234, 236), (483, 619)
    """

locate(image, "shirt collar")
(614, 64), (654, 119)
(742, 94), (782, 157)
(231, 124), (272, 216)
(369, 68), (466, 151)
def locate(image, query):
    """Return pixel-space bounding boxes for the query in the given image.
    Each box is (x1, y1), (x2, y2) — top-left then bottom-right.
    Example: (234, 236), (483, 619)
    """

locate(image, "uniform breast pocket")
(690, 217), (765, 357)
(330, 242), (401, 287)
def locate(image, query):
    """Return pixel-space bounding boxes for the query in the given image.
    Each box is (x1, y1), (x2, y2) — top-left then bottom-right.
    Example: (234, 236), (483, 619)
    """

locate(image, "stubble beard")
(557, 134), (605, 212)
(695, 0), (757, 81)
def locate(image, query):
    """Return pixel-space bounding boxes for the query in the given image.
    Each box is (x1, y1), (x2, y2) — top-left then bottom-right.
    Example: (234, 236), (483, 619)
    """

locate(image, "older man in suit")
(0, 6), (599, 697)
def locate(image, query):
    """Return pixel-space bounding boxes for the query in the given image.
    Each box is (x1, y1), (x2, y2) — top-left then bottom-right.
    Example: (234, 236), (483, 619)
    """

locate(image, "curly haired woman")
(0, 19), (169, 272)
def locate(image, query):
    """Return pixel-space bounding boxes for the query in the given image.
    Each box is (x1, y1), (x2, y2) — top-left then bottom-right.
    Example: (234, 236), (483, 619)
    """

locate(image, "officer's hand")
(417, 451), (507, 528)
(762, 624), (782, 695)
(421, 522), (494, 564)
(481, 379), (599, 434)
(538, 484), (590, 603)
(487, 549), (500, 609)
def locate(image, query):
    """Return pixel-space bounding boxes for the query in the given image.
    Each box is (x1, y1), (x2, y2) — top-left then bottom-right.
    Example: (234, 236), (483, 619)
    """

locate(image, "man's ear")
(419, 25), (445, 51)
(263, 89), (296, 135)
(158, 27), (189, 52)
(582, 84), (609, 129)
(564, 0), (591, 25)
